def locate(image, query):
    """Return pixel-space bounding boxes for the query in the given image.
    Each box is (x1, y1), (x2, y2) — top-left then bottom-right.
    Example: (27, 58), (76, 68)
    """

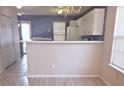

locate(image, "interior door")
(18, 22), (31, 56)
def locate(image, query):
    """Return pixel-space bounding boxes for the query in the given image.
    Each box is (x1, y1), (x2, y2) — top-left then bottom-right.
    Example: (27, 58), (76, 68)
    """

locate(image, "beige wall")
(0, 6), (20, 61)
(27, 42), (104, 77)
(0, 6), (20, 73)
(101, 6), (124, 85)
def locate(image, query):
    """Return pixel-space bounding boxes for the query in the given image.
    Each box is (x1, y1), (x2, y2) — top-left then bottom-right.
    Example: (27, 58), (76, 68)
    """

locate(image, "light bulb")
(16, 6), (22, 9)
(17, 13), (22, 16)
(58, 9), (63, 14)
(18, 24), (21, 27)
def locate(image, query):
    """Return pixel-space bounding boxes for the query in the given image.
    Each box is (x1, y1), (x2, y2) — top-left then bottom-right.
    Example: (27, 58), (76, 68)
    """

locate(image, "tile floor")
(0, 55), (106, 86)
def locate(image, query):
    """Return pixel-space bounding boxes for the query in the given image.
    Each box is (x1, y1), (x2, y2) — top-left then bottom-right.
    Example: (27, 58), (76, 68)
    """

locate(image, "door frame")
(18, 21), (31, 57)
(18, 21), (32, 39)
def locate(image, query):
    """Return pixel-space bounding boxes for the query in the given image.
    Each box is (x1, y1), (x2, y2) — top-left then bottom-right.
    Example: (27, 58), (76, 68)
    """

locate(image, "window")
(110, 6), (124, 71)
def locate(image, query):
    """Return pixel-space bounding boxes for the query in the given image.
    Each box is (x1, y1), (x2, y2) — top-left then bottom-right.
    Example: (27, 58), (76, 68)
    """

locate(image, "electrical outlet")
(48, 29), (51, 32)
(52, 64), (55, 69)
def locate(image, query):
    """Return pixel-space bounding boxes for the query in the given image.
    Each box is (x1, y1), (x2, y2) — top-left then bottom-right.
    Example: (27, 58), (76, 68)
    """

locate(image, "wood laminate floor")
(0, 55), (106, 86)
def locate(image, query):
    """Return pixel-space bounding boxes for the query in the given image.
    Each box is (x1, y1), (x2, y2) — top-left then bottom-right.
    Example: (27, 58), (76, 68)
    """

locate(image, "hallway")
(0, 56), (28, 86)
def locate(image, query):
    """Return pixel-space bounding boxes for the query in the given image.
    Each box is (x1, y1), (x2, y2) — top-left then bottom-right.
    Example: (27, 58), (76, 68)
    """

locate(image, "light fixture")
(16, 6), (22, 9)
(51, 6), (82, 16)
(16, 6), (23, 16)
(17, 12), (24, 16)
(58, 9), (63, 14)
(18, 24), (21, 27)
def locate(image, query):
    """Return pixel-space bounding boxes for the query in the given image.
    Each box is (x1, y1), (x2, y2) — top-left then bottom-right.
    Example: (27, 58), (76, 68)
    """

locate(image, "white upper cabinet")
(77, 17), (82, 27)
(91, 9), (105, 35)
(78, 8), (105, 36)
(77, 17), (84, 35)
(69, 20), (77, 26)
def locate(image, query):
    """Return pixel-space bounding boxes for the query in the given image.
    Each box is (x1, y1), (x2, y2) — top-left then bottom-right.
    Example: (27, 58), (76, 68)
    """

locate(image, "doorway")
(18, 21), (31, 57)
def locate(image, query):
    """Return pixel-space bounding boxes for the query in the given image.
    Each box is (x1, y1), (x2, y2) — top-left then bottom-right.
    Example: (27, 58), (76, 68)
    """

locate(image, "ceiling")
(15, 6), (92, 16)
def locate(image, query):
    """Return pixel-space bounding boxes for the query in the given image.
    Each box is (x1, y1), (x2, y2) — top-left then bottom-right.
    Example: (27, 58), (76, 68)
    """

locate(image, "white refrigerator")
(67, 26), (82, 41)
(53, 22), (66, 41)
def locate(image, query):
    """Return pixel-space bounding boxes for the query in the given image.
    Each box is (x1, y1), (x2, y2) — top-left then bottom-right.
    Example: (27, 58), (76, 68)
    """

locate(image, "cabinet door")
(77, 18), (82, 26)
(83, 13), (90, 35)
(84, 14), (88, 35)
(87, 11), (94, 35)
(78, 16), (86, 36)
(92, 9), (105, 35)
(69, 20), (77, 26)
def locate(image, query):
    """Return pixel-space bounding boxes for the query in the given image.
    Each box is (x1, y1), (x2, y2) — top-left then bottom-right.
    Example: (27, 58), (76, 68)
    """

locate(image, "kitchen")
(16, 6), (106, 79)
(18, 6), (105, 42)
(0, 6), (124, 85)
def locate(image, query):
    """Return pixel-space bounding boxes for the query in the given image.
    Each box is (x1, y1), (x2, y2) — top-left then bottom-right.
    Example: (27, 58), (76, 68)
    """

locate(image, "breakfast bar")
(26, 41), (104, 77)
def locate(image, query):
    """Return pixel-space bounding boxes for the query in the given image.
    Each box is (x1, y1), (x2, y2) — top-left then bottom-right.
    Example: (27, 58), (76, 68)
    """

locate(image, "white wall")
(0, 6), (20, 61)
(26, 6), (124, 85)
(0, 6), (20, 73)
(0, 44), (3, 73)
(100, 6), (124, 85)
(27, 42), (103, 77)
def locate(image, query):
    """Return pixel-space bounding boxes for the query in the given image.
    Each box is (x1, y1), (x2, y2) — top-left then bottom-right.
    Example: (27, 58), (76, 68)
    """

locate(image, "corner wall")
(100, 6), (124, 85)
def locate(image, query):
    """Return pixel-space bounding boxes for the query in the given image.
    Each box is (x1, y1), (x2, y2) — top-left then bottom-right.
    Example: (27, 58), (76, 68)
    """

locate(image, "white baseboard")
(28, 74), (100, 78)
(99, 76), (111, 86)
(28, 74), (111, 86)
